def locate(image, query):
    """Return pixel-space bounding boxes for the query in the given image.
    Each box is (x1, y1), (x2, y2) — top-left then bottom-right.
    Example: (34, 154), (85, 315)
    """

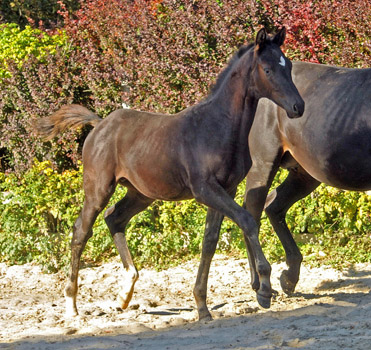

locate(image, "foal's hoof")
(280, 270), (297, 295)
(198, 310), (213, 322)
(118, 294), (131, 310)
(257, 293), (271, 309)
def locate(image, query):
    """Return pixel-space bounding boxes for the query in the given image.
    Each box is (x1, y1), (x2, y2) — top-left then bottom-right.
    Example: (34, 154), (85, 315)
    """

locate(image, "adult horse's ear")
(273, 27), (286, 46)
(255, 28), (267, 49)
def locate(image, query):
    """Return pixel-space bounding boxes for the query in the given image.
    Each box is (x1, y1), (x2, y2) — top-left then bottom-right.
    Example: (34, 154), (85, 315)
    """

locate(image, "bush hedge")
(1, 0), (369, 174)
(0, 0), (79, 29)
(0, 23), (67, 79)
(0, 0), (370, 270)
(1, 163), (370, 271)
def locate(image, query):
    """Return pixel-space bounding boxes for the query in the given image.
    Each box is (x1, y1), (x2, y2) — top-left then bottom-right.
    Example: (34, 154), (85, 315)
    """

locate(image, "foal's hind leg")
(265, 167), (319, 294)
(65, 178), (115, 317)
(194, 208), (225, 321)
(104, 188), (153, 309)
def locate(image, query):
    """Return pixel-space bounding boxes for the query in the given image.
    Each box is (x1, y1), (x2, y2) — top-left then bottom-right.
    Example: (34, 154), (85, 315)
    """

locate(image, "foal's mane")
(208, 43), (254, 96)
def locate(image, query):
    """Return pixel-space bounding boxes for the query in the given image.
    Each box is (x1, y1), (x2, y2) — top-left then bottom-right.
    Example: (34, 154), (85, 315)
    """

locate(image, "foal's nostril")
(293, 104), (298, 114)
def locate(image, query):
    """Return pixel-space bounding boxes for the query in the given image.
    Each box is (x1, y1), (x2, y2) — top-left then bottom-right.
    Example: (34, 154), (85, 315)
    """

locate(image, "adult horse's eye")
(264, 68), (271, 75)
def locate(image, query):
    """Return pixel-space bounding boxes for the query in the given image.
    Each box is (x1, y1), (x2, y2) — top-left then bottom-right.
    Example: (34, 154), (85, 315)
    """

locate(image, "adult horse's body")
(37, 28), (304, 320)
(243, 61), (371, 294)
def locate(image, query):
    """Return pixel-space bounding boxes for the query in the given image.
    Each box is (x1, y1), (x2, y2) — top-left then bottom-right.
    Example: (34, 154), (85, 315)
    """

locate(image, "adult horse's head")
(251, 27), (304, 118)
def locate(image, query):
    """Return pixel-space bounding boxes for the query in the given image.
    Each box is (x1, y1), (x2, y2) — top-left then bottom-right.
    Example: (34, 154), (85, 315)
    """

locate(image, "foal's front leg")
(192, 180), (273, 315)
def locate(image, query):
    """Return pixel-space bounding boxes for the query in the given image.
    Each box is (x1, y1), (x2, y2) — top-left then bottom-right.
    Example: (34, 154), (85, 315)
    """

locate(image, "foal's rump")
(43, 105), (191, 200)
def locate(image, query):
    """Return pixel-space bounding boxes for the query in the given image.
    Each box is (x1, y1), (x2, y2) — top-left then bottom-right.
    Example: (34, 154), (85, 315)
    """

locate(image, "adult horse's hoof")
(280, 270), (297, 295)
(257, 293), (271, 309)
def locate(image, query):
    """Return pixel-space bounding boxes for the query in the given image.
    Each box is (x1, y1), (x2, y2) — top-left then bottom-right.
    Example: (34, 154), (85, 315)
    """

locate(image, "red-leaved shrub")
(0, 0), (369, 174)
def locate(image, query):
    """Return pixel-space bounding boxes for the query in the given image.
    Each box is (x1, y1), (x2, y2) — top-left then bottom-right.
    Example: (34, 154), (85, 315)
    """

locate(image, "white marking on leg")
(279, 56), (286, 67)
(104, 204), (116, 218)
(118, 265), (139, 309)
(65, 295), (78, 317)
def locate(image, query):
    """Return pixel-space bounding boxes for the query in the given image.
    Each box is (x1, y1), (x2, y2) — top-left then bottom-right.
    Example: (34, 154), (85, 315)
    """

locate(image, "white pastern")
(279, 56), (286, 67)
(118, 266), (139, 309)
(65, 295), (78, 317)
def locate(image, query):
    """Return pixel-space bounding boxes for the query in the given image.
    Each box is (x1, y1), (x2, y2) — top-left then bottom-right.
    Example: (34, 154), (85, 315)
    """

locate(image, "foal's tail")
(37, 104), (102, 140)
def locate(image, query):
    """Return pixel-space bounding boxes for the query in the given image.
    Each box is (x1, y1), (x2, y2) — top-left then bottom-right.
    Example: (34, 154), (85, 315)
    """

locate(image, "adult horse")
(242, 61), (371, 295)
(37, 28), (304, 321)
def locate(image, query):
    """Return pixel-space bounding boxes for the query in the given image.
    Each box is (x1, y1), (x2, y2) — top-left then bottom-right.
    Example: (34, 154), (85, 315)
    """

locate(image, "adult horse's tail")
(37, 104), (102, 140)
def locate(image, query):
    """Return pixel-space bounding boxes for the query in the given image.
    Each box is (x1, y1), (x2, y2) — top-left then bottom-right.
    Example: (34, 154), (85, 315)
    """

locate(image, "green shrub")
(1, 164), (370, 272)
(0, 161), (82, 271)
(0, 23), (67, 79)
(284, 183), (371, 267)
(0, 161), (210, 271)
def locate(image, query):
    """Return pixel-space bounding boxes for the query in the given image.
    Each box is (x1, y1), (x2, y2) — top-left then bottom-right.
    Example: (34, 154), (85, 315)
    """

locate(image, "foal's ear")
(255, 28), (267, 48)
(272, 27), (286, 46)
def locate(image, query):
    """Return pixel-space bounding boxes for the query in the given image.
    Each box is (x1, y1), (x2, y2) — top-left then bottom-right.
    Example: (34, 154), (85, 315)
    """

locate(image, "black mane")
(209, 43), (254, 96)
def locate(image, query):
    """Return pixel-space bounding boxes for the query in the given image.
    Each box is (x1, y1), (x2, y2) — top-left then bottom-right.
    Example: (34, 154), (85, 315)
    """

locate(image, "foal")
(38, 28), (304, 320)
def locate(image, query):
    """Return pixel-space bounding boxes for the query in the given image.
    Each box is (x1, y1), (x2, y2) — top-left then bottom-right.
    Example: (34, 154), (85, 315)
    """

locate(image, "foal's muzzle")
(286, 99), (305, 119)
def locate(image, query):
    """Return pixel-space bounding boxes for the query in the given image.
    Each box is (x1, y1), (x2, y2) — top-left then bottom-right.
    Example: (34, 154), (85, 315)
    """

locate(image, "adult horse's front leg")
(265, 167), (319, 294)
(194, 208), (225, 321)
(243, 152), (282, 296)
(192, 180), (272, 310)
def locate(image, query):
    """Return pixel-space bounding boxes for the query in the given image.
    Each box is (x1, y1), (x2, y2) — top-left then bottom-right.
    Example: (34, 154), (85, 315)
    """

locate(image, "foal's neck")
(213, 57), (259, 138)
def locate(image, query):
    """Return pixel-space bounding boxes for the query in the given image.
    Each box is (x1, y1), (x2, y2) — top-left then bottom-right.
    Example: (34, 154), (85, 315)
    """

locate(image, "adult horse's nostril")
(293, 104), (299, 114)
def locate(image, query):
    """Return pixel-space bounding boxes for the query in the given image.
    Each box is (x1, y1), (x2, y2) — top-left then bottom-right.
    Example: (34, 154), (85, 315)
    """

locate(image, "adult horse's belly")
(290, 137), (371, 191)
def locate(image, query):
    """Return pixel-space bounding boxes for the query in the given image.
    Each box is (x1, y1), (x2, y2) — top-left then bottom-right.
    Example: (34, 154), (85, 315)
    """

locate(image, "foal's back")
(82, 108), (194, 200)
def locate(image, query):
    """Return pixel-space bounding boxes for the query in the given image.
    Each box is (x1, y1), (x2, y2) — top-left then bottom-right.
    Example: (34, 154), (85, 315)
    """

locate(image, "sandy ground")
(0, 255), (370, 349)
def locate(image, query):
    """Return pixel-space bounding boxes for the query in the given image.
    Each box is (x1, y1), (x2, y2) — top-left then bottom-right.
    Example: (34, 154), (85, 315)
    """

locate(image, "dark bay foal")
(38, 28), (304, 320)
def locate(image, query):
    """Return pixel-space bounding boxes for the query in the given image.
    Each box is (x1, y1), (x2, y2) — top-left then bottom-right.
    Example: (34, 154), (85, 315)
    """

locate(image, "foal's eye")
(264, 68), (271, 75)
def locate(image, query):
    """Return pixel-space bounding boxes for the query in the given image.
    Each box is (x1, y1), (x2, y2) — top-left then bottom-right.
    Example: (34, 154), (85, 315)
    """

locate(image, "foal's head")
(249, 28), (304, 118)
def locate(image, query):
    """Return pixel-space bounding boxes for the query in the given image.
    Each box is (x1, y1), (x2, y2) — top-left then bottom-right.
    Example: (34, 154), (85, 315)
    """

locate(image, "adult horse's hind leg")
(104, 188), (154, 310)
(65, 177), (115, 317)
(265, 166), (320, 294)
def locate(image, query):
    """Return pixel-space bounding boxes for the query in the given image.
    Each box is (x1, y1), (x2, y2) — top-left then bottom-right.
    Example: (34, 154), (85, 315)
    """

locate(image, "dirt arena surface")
(1, 255), (370, 349)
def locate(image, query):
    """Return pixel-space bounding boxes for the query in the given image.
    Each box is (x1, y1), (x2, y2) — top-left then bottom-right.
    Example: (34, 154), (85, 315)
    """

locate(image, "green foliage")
(0, 23), (67, 79)
(0, 161), (83, 272)
(1, 165), (369, 272)
(284, 183), (371, 267)
(0, 161), (208, 271)
(0, 0), (370, 272)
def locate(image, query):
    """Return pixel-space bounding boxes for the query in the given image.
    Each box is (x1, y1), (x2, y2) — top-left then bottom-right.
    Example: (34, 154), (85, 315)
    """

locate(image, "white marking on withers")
(279, 56), (286, 67)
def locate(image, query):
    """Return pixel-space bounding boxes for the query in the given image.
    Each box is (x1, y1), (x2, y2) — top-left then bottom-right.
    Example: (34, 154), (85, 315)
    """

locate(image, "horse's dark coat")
(38, 28), (304, 320)
(243, 61), (371, 293)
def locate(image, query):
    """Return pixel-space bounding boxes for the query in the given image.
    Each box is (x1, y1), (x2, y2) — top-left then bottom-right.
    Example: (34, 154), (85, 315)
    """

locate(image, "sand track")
(1, 255), (370, 349)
